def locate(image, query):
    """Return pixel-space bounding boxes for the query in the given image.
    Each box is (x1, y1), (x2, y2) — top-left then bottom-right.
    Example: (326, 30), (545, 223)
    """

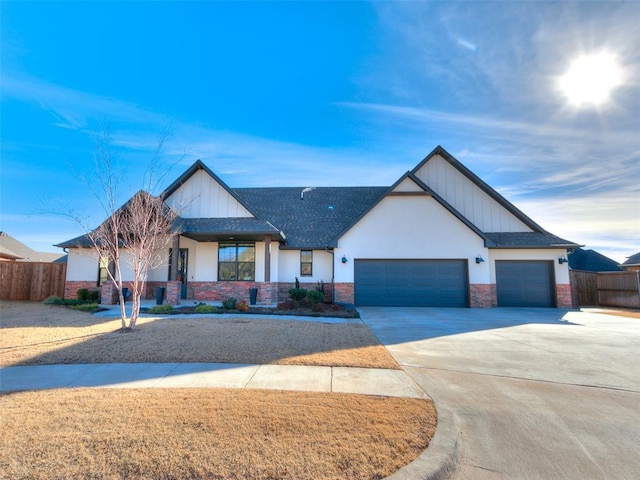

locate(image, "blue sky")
(1, 1), (638, 262)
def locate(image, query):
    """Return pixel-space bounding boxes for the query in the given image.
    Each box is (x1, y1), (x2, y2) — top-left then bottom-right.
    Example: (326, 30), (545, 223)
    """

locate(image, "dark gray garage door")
(496, 260), (555, 307)
(354, 259), (468, 307)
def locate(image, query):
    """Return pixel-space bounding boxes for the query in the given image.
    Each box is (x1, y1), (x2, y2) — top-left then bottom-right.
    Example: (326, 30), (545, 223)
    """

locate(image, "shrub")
(306, 290), (325, 306)
(330, 303), (343, 312)
(288, 288), (307, 302)
(70, 303), (99, 312)
(237, 300), (249, 312)
(276, 301), (293, 311)
(194, 304), (218, 314)
(222, 297), (237, 310)
(148, 305), (173, 314)
(311, 302), (325, 312)
(86, 290), (100, 302)
(44, 296), (63, 305)
(76, 289), (89, 301)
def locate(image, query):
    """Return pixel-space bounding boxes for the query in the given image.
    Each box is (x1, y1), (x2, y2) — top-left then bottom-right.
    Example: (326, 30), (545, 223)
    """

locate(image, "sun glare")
(558, 52), (623, 107)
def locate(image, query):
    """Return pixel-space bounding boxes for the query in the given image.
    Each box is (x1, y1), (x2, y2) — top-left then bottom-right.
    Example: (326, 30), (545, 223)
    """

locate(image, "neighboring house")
(568, 248), (622, 272)
(621, 252), (640, 271)
(57, 146), (580, 308)
(0, 232), (66, 263)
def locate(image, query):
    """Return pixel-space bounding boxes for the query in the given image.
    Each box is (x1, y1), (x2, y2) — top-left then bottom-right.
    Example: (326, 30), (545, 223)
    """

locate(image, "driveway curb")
(385, 400), (459, 480)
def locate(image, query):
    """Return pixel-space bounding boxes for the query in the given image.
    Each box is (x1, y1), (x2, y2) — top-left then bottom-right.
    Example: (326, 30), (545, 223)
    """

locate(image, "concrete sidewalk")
(0, 362), (427, 399)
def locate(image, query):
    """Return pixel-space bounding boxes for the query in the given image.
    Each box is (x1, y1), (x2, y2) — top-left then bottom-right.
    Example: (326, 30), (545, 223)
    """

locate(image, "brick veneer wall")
(334, 283), (354, 304)
(470, 284), (496, 308)
(186, 281), (277, 305)
(556, 284), (573, 308)
(64, 281), (98, 300)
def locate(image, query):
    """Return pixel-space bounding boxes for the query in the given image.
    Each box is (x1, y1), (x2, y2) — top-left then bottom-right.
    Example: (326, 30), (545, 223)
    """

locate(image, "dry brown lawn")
(0, 388), (437, 480)
(0, 301), (398, 369)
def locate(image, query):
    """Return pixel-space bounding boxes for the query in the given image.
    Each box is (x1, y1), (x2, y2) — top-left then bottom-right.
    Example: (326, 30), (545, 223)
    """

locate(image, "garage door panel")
(496, 261), (555, 307)
(355, 259), (468, 307)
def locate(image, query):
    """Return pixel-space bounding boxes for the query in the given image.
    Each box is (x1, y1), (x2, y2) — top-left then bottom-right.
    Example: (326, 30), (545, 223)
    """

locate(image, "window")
(300, 250), (313, 276)
(218, 243), (255, 281)
(97, 257), (109, 286)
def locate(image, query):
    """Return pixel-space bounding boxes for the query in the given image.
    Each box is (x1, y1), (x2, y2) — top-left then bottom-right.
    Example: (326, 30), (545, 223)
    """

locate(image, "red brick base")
(556, 283), (573, 308)
(64, 281), (98, 300)
(470, 284), (496, 308)
(334, 283), (354, 304)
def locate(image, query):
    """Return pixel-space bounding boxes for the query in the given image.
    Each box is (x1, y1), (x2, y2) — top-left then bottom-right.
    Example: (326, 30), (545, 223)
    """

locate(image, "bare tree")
(83, 124), (181, 330)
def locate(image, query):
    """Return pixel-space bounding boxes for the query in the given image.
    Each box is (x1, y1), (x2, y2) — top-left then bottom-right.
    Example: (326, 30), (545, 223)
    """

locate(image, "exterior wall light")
(558, 256), (569, 264)
(341, 255), (348, 264)
(475, 255), (485, 264)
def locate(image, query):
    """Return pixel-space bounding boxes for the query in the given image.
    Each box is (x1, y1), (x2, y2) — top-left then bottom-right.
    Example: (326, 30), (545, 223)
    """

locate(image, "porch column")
(264, 235), (271, 282)
(170, 234), (180, 281)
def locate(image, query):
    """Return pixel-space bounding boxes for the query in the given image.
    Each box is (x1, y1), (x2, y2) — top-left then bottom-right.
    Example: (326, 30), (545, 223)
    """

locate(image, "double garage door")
(354, 259), (556, 307)
(354, 259), (469, 307)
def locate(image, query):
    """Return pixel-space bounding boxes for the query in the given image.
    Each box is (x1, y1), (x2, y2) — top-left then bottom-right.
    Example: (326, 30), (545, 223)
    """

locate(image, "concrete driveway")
(359, 307), (640, 480)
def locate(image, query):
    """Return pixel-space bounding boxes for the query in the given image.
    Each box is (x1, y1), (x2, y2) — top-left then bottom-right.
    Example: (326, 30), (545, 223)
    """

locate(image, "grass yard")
(0, 388), (437, 480)
(0, 301), (398, 369)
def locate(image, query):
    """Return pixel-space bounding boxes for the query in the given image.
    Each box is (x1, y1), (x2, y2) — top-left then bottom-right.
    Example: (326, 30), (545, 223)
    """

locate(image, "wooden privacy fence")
(0, 262), (67, 301)
(570, 270), (640, 309)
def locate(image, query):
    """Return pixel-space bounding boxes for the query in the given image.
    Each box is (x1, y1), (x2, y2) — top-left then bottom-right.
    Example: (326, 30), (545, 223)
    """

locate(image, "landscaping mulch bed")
(141, 303), (360, 318)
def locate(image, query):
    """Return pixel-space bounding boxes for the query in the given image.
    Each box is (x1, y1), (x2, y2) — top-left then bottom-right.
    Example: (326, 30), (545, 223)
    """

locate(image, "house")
(0, 232), (67, 263)
(621, 252), (640, 271)
(57, 146), (580, 308)
(568, 248), (622, 272)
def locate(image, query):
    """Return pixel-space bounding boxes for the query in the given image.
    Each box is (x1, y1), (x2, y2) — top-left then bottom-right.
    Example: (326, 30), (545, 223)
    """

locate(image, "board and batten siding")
(414, 154), (531, 233)
(164, 169), (253, 218)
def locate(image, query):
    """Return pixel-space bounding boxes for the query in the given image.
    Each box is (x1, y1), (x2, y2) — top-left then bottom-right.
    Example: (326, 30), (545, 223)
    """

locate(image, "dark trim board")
(354, 259), (469, 307)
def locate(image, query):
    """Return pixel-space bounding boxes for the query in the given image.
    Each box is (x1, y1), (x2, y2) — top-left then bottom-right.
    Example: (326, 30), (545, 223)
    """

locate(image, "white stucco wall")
(278, 249), (334, 284)
(66, 248), (99, 281)
(489, 249), (570, 284)
(67, 248), (135, 282)
(335, 195), (488, 283)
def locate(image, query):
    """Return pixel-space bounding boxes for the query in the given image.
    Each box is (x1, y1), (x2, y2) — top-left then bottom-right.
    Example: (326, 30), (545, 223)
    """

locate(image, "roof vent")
(300, 187), (315, 200)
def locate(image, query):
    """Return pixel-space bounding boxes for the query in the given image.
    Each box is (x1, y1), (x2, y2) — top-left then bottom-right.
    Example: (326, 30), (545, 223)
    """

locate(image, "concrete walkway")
(0, 362), (426, 398)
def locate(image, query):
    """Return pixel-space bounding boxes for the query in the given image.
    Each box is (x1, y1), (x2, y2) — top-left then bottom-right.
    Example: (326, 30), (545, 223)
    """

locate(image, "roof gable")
(162, 160), (255, 219)
(330, 172), (489, 246)
(412, 146), (544, 233)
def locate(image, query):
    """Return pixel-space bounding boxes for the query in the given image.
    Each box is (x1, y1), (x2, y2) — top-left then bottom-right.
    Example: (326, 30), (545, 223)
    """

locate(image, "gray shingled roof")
(484, 232), (578, 248)
(622, 252), (640, 266)
(235, 187), (388, 248)
(176, 217), (284, 242)
(568, 248), (622, 272)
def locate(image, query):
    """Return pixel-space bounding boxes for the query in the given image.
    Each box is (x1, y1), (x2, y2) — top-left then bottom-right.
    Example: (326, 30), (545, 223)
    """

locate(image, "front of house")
(58, 146), (579, 308)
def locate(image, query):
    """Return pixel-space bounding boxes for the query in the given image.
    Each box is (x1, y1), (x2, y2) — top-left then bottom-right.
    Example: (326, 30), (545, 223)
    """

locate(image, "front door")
(169, 248), (189, 299)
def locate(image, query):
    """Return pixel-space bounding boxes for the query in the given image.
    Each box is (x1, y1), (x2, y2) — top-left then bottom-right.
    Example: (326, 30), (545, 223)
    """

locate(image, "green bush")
(148, 305), (174, 314)
(86, 290), (100, 302)
(288, 288), (307, 302)
(222, 297), (237, 310)
(194, 304), (218, 314)
(44, 295), (63, 304)
(306, 290), (325, 305)
(70, 303), (99, 312)
(76, 288), (89, 301)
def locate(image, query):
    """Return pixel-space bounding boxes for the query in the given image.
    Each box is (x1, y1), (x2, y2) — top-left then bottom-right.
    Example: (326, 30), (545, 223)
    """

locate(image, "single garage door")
(496, 260), (555, 307)
(354, 259), (468, 307)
